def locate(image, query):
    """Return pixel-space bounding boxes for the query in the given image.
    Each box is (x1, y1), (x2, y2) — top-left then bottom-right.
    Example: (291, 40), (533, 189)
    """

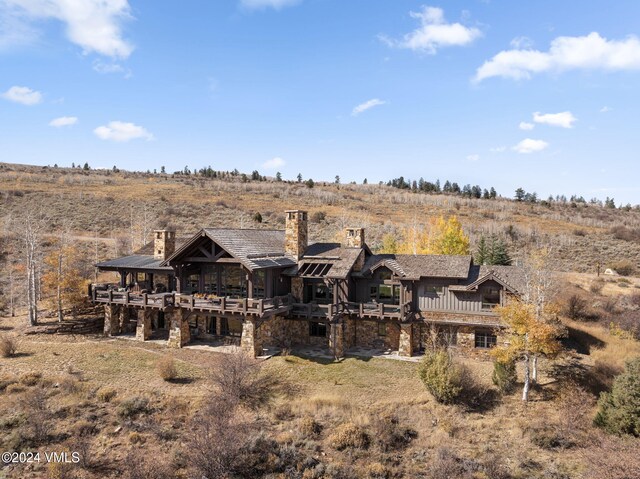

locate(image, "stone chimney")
(344, 227), (365, 248)
(154, 230), (176, 261)
(285, 210), (308, 260)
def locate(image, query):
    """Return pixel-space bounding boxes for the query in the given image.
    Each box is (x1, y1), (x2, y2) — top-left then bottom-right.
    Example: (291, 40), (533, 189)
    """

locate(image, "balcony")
(289, 301), (412, 320)
(90, 284), (293, 318)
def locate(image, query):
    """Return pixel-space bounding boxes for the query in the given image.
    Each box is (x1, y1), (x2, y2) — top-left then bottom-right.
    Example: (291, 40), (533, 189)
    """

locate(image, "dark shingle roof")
(95, 255), (173, 272)
(449, 264), (526, 293)
(160, 228), (296, 270)
(359, 254), (472, 280)
(203, 228), (295, 270)
(283, 242), (363, 279)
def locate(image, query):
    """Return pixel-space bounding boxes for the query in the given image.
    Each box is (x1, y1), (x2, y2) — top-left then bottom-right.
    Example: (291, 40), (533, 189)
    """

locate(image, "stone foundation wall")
(241, 319), (262, 357)
(344, 318), (399, 350)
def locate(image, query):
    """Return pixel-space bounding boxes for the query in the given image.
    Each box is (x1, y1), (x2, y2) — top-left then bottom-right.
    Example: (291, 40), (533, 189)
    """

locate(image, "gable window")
(481, 287), (501, 310)
(309, 321), (327, 337)
(475, 331), (497, 349)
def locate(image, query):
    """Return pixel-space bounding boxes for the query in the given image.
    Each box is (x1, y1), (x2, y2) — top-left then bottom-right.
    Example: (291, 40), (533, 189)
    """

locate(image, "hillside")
(1, 162), (639, 276)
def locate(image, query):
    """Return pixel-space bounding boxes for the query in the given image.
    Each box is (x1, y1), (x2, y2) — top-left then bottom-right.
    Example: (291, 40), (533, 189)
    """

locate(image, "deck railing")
(91, 284), (412, 320)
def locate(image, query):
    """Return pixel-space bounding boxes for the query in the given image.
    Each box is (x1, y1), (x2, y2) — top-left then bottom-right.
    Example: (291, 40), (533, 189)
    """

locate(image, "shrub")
(0, 334), (17, 358)
(565, 294), (588, 319)
(20, 372), (42, 386)
(157, 356), (178, 382)
(327, 422), (370, 450)
(210, 351), (282, 409)
(590, 279), (605, 294)
(97, 387), (117, 402)
(299, 416), (322, 437)
(492, 360), (517, 394)
(370, 412), (417, 451)
(417, 350), (464, 404)
(118, 396), (151, 419)
(595, 357), (640, 436)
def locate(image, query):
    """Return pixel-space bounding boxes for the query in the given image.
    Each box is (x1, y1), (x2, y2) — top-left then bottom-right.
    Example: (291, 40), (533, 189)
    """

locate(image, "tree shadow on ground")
(562, 326), (606, 355)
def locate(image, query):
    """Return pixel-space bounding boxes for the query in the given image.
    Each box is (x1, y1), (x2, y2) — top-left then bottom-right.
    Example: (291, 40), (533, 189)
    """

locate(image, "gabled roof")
(162, 228), (296, 271)
(283, 242), (364, 280)
(95, 255), (173, 272)
(358, 254), (473, 280)
(448, 265), (526, 294)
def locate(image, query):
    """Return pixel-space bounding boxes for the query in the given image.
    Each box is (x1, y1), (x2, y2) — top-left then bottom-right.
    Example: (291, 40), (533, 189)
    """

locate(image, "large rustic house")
(91, 210), (525, 358)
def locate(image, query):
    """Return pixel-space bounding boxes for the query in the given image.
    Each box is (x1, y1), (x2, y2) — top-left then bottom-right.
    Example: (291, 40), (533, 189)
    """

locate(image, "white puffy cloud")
(352, 98), (386, 116)
(381, 5), (481, 54)
(3, 0), (134, 58)
(533, 111), (576, 128)
(475, 32), (640, 82)
(1, 85), (42, 105)
(93, 121), (153, 142)
(519, 121), (535, 130)
(49, 116), (77, 127)
(513, 138), (549, 154)
(240, 0), (300, 10)
(466, 154), (480, 161)
(262, 157), (285, 169)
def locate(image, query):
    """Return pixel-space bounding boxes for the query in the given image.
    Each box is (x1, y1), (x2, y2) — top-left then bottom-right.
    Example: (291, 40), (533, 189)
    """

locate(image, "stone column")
(136, 310), (152, 341)
(241, 319), (262, 357)
(168, 310), (191, 348)
(104, 304), (120, 336)
(329, 322), (345, 359)
(399, 323), (414, 357)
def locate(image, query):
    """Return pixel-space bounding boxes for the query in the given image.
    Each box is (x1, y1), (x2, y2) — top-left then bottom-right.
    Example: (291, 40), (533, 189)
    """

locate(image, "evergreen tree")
(488, 235), (512, 265)
(489, 187), (497, 199)
(515, 188), (525, 201)
(595, 357), (640, 436)
(363, 178), (368, 185)
(475, 235), (489, 265)
(161, 166), (166, 174)
(335, 175), (340, 184)
(275, 172), (282, 182)
(443, 180), (452, 192)
(297, 173), (303, 183)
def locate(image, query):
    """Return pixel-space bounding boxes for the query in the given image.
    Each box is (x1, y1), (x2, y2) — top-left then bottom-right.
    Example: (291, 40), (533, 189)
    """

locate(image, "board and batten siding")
(417, 279), (502, 313)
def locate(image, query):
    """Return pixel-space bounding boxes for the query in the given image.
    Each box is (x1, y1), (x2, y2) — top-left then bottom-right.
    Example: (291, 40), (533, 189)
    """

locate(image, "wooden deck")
(91, 286), (411, 321)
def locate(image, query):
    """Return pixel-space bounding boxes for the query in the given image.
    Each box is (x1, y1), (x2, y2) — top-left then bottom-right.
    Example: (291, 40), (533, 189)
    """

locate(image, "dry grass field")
(1, 162), (640, 478)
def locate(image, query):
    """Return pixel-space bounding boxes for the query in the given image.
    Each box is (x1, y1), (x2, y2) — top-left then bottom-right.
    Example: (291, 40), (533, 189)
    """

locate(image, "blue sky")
(2, 0), (640, 204)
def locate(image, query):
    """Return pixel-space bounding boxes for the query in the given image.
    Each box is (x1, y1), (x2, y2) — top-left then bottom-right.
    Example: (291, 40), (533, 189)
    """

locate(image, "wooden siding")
(417, 279), (503, 313)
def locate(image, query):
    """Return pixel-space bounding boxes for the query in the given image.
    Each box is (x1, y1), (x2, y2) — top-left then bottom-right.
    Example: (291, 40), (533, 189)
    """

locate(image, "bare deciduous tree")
(15, 208), (47, 326)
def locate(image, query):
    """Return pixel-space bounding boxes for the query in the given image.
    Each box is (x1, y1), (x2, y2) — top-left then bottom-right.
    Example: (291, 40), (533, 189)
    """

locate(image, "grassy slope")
(1, 162), (640, 273)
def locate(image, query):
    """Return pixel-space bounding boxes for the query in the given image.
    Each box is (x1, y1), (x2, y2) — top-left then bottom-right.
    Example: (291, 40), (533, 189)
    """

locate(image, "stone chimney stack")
(345, 227), (365, 248)
(154, 230), (176, 261)
(285, 210), (308, 260)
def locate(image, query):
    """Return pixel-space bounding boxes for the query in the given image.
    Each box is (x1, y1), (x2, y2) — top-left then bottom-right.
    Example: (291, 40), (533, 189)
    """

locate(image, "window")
(475, 331), (497, 349)
(220, 318), (229, 336)
(425, 285), (444, 294)
(370, 284), (400, 304)
(185, 273), (200, 293)
(309, 322), (327, 337)
(481, 287), (501, 310)
(221, 265), (246, 298)
(203, 265), (218, 295)
(253, 270), (266, 298)
(136, 272), (146, 282)
(378, 322), (387, 337)
(377, 269), (392, 281)
(304, 282), (333, 304)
